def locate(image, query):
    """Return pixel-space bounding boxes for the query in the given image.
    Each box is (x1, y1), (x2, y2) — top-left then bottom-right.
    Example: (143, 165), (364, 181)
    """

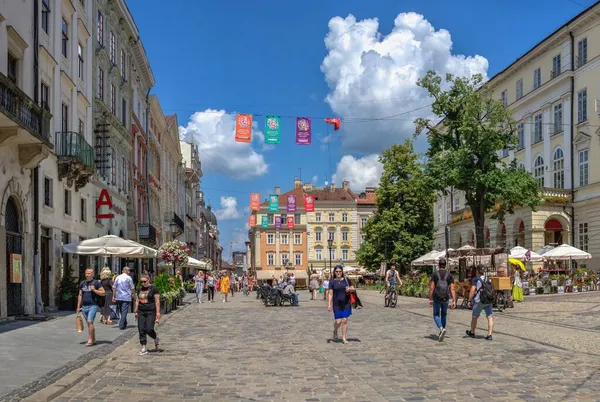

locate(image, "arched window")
(553, 148), (564, 189)
(534, 156), (544, 187)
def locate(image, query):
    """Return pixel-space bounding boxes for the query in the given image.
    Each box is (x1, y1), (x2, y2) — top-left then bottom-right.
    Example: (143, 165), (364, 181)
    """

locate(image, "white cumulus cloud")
(321, 12), (488, 153)
(333, 154), (383, 191)
(215, 196), (241, 220)
(179, 110), (269, 179)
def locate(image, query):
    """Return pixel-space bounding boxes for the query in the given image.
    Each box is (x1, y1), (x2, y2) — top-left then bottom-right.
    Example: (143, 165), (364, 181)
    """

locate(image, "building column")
(543, 105), (552, 187)
(562, 95), (573, 190)
(524, 115), (532, 170)
(0, 226), (7, 318)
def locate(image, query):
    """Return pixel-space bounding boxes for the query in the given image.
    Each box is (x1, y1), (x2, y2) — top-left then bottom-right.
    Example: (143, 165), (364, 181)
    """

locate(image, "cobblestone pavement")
(42, 289), (600, 402)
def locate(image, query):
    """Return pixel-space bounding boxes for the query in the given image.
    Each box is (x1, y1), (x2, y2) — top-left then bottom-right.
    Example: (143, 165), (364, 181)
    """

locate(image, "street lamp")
(327, 238), (334, 277)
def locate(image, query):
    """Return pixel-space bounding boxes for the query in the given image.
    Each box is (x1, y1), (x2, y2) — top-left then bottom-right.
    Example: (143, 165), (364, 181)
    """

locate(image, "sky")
(126, 0), (595, 259)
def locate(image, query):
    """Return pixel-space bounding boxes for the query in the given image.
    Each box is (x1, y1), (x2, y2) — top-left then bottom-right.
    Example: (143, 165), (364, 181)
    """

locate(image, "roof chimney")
(275, 186), (281, 195)
(303, 183), (312, 191)
(366, 187), (375, 193)
(342, 180), (349, 190)
(294, 178), (302, 189)
(330, 183), (335, 191)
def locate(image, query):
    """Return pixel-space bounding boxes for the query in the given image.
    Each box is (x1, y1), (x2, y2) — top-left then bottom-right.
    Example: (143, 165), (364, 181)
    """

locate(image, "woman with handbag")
(328, 265), (355, 344)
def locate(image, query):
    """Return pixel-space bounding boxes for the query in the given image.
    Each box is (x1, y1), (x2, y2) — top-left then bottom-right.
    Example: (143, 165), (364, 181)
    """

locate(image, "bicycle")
(384, 283), (398, 308)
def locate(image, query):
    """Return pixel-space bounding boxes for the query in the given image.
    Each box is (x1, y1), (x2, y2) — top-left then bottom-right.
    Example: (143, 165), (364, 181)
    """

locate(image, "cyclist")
(385, 263), (402, 303)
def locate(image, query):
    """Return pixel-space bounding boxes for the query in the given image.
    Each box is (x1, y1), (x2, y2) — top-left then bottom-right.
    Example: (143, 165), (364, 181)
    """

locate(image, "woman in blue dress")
(328, 265), (354, 344)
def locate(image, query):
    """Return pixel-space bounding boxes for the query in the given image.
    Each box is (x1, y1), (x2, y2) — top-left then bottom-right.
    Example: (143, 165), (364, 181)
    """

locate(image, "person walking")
(512, 269), (524, 302)
(112, 267), (135, 330)
(328, 265), (354, 344)
(194, 271), (205, 303)
(206, 273), (216, 302)
(322, 275), (330, 301)
(221, 273), (231, 302)
(229, 273), (236, 297)
(429, 258), (457, 342)
(99, 267), (114, 325)
(134, 274), (161, 355)
(76, 268), (106, 347)
(466, 265), (495, 340)
(310, 272), (319, 300)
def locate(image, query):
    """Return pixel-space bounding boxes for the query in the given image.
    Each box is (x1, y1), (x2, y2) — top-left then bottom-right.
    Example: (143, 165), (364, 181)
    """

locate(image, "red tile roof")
(356, 190), (377, 205)
(258, 186), (376, 207)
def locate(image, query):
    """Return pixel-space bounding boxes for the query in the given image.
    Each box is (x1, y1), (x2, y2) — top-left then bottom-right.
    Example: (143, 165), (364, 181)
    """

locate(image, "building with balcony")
(0, 1), (54, 318)
(433, 2), (600, 270)
(160, 114), (183, 243)
(144, 94), (165, 247)
(180, 141), (203, 261)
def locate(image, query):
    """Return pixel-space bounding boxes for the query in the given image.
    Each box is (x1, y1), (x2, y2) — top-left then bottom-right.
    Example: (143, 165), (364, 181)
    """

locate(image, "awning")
(256, 270), (308, 280)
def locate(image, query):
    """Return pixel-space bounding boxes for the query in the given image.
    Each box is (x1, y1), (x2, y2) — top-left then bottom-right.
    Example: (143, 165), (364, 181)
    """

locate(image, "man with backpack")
(429, 258), (456, 342)
(466, 265), (495, 340)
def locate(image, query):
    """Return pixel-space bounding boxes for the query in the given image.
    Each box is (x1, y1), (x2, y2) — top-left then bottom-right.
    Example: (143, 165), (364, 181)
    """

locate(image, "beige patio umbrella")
(62, 235), (157, 258)
(411, 250), (441, 266)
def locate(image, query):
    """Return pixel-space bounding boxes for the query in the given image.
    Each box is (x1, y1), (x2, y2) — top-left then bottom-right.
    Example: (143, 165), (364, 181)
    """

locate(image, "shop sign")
(96, 189), (114, 219)
(10, 254), (22, 283)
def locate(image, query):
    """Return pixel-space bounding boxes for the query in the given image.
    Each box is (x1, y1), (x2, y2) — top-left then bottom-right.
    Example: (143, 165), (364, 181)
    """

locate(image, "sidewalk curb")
(19, 299), (193, 402)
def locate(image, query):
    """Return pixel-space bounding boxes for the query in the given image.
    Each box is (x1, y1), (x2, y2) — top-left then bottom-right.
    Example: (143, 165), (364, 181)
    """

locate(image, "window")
(78, 44), (84, 80)
(61, 19), (68, 58)
(533, 68), (541, 89)
(110, 84), (116, 114)
(122, 157), (127, 192)
(360, 233), (365, 244)
(533, 113), (543, 144)
(315, 249), (322, 261)
(553, 148), (564, 189)
(501, 90), (507, 107)
(577, 38), (587, 67)
(109, 31), (115, 64)
(281, 234), (288, 245)
(342, 231), (348, 242)
(361, 217), (367, 227)
(446, 200), (451, 223)
(78, 119), (84, 135)
(552, 54), (561, 77)
(98, 67), (104, 101)
(267, 253), (274, 265)
(7, 54), (17, 84)
(453, 194), (460, 211)
(121, 97), (127, 124)
(437, 207), (442, 224)
(294, 214), (300, 224)
(516, 79), (523, 100)
(294, 233), (301, 245)
(502, 148), (509, 158)
(579, 223), (589, 252)
(267, 214), (274, 224)
(41, 82), (50, 110)
(280, 214), (287, 223)
(315, 231), (322, 242)
(342, 249), (349, 261)
(267, 233), (274, 244)
(328, 212), (335, 222)
(41, 0), (50, 34)
(295, 253), (301, 266)
(44, 177), (52, 207)
(97, 11), (104, 45)
(553, 104), (563, 134)
(517, 123), (525, 150)
(61, 103), (68, 132)
(534, 156), (544, 187)
(578, 89), (587, 123)
(328, 231), (335, 241)
(110, 147), (116, 185)
(120, 49), (126, 79)
(315, 212), (321, 222)
(64, 190), (71, 215)
(342, 212), (348, 222)
(579, 149), (589, 187)
(281, 253), (289, 266)
(80, 198), (87, 222)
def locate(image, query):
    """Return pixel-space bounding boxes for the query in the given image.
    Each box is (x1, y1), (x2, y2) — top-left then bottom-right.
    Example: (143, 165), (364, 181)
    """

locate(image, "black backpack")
(478, 276), (495, 305)
(433, 271), (450, 301)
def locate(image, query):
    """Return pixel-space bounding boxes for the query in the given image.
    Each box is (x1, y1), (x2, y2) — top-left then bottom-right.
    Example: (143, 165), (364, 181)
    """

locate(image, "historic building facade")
(160, 114), (183, 243)
(180, 141), (203, 260)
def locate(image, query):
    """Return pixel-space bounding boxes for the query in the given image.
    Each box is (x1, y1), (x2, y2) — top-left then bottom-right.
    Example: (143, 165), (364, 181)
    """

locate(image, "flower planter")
(160, 300), (167, 315)
(166, 301), (172, 314)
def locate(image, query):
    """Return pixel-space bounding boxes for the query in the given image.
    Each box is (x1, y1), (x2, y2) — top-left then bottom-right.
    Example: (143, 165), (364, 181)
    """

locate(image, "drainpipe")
(569, 31), (576, 248)
(33, 0), (42, 314)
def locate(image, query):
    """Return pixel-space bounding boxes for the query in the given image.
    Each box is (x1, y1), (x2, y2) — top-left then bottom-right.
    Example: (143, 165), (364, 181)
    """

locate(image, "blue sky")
(126, 0), (594, 259)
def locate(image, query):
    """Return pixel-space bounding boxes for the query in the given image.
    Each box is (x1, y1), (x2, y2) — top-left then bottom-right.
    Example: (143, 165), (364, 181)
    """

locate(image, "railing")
(542, 188), (572, 203)
(54, 131), (95, 170)
(0, 73), (51, 143)
(173, 212), (185, 231)
(138, 223), (157, 244)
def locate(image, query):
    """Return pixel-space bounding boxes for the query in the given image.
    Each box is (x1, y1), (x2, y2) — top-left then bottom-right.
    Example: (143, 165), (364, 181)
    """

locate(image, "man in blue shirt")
(76, 268), (105, 347)
(466, 265), (494, 340)
(112, 267), (135, 330)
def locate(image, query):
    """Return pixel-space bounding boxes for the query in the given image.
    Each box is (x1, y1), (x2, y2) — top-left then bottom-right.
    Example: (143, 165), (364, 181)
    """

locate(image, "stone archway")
(513, 218), (525, 247)
(544, 216), (569, 246)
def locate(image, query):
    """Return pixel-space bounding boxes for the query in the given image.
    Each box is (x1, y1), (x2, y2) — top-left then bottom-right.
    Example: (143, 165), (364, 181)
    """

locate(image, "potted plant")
(57, 265), (79, 311)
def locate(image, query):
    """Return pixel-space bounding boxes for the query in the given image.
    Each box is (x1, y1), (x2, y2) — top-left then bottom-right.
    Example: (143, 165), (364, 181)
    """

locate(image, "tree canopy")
(415, 71), (541, 248)
(357, 140), (434, 272)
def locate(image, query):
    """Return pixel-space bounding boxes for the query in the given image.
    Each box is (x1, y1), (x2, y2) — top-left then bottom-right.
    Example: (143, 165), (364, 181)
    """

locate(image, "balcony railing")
(54, 131), (95, 170)
(542, 188), (571, 204)
(173, 212), (185, 232)
(138, 223), (157, 244)
(0, 72), (51, 143)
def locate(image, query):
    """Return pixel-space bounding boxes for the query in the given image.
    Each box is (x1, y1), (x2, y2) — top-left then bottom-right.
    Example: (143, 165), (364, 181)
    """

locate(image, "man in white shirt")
(112, 267), (135, 330)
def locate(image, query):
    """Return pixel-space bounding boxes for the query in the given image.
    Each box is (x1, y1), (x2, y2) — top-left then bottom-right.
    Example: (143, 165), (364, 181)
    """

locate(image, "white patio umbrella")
(343, 266), (359, 273)
(62, 235), (157, 258)
(510, 246), (544, 262)
(186, 256), (209, 269)
(541, 244), (592, 260)
(411, 250), (440, 266)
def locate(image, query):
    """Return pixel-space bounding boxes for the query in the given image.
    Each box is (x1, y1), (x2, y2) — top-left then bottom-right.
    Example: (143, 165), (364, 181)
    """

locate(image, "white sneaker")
(222, 300), (225, 303)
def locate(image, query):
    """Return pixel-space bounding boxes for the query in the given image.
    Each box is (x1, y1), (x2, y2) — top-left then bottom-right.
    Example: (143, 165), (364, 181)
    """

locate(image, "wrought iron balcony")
(173, 212), (185, 232)
(55, 131), (95, 191)
(138, 223), (157, 244)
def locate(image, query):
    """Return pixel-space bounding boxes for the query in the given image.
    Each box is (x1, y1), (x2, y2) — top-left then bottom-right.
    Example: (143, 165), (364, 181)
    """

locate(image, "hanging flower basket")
(159, 240), (190, 270)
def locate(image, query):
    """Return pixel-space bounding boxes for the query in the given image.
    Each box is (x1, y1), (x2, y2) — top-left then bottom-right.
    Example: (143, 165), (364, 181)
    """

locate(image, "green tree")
(357, 140), (434, 272)
(415, 71), (542, 248)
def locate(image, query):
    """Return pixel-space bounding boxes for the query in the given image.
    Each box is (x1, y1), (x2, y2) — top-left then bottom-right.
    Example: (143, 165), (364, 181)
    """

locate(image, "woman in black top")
(134, 274), (161, 355)
(100, 267), (113, 325)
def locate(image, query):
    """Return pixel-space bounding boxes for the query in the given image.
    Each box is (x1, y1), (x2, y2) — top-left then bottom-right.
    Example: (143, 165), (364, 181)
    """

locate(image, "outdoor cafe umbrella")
(510, 246), (544, 262)
(540, 244), (592, 260)
(62, 235), (157, 258)
(411, 250), (440, 266)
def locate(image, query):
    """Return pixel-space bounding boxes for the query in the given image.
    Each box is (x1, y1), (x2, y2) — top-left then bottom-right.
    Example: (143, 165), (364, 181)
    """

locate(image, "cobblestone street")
(8, 290), (596, 401)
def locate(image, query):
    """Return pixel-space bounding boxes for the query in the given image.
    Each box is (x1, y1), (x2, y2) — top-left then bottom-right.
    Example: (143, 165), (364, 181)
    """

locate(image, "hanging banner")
(248, 214), (256, 227)
(250, 193), (261, 211)
(261, 215), (269, 228)
(287, 216), (295, 229)
(295, 117), (312, 145)
(268, 194), (279, 212)
(265, 116), (281, 144)
(9, 254), (22, 283)
(275, 216), (282, 229)
(325, 117), (341, 131)
(303, 195), (315, 212)
(286, 195), (297, 212)
(235, 114), (252, 143)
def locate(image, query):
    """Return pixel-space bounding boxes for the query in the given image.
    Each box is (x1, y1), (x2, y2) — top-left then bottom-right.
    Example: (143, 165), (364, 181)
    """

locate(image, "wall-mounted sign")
(96, 189), (114, 219)
(10, 254), (22, 283)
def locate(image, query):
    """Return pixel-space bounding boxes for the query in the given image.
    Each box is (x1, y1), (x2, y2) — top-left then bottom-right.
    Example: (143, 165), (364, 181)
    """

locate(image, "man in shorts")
(466, 265), (494, 340)
(77, 268), (105, 347)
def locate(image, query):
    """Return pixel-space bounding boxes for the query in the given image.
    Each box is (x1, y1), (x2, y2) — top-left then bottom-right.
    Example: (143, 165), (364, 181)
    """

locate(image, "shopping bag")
(76, 312), (84, 332)
(318, 286), (324, 294)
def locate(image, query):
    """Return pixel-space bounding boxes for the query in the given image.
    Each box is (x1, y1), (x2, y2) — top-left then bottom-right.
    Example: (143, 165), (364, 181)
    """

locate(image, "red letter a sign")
(96, 189), (114, 219)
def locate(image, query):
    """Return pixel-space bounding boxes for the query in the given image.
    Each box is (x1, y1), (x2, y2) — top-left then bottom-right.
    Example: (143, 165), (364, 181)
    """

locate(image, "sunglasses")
(141, 280), (148, 283)
(335, 270), (343, 274)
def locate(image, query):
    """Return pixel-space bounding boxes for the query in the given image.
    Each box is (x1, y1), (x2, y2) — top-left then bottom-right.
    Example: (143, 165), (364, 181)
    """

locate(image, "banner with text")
(261, 215), (269, 228)
(235, 114), (252, 143)
(250, 193), (261, 211)
(248, 214), (256, 227)
(287, 216), (295, 229)
(303, 195), (315, 212)
(275, 216), (282, 229)
(268, 194), (279, 212)
(286, 195), (296, 212)
(265, 116), (281, 144)
(295, 117), (311, 145)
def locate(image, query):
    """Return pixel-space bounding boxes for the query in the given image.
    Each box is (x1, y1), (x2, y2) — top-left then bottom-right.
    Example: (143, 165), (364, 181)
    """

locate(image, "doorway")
(5, 197), (23, 316)
(41, 227), (50, 308)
